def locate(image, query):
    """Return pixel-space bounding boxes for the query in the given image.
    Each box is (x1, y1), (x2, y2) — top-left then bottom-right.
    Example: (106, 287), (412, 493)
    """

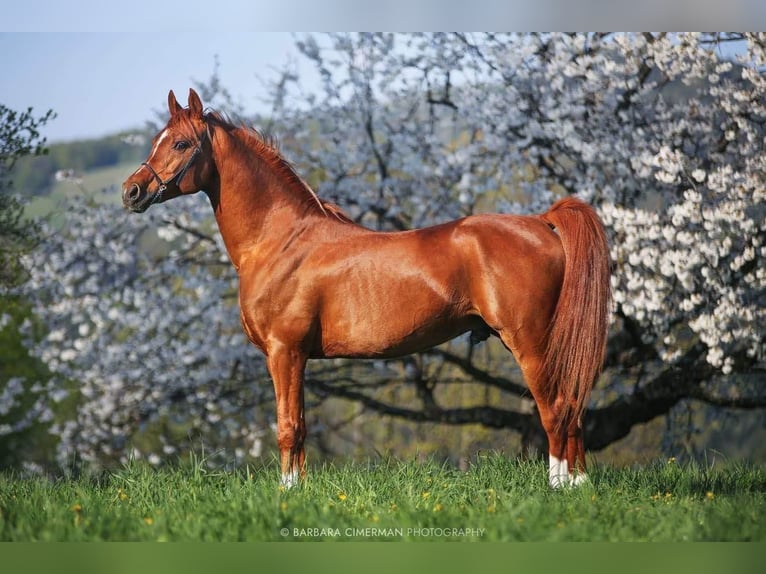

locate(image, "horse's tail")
(539, 197), (611, 433)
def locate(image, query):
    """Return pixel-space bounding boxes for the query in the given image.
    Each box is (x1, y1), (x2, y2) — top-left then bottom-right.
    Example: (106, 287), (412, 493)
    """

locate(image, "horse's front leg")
(266, 343), (307, 488)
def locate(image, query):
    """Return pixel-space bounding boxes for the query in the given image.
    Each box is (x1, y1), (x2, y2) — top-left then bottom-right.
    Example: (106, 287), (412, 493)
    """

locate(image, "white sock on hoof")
(571, 472), (589, 486)
(548, 454), (570, 488)
(280, 470), (299, 489)
(549, 455), (590, 488)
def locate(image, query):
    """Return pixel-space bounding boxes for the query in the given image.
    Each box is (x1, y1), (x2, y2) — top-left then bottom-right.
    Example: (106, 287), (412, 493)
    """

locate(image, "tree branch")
(427, 347), (530, 398)
(306, 344), (765, 455)
(308, 377), (537, 434)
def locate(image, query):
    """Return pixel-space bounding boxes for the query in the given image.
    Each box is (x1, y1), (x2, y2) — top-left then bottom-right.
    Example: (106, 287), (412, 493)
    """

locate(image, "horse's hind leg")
(505, 345), (584, 488)
(566, 418), (588, 485)
(543, 399), (588, 487)
(540, 397), (588, 487)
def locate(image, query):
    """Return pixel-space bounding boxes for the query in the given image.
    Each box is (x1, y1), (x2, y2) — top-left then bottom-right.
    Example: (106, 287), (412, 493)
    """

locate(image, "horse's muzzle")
(122, 183), (145, 211)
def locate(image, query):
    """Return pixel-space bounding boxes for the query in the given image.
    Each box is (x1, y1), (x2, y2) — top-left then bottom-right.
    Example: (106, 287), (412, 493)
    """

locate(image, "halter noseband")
(140, 128), (207, 208)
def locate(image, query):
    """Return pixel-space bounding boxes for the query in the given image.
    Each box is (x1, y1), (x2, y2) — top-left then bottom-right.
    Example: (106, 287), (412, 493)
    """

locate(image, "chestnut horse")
(122, 89), (611, 488)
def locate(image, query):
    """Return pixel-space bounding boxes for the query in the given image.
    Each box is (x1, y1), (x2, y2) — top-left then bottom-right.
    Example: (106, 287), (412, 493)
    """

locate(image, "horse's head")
(122, 89), (213, 213)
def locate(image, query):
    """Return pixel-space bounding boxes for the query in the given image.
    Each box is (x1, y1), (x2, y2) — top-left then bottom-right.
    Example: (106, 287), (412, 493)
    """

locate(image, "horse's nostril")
(122, 183), (145, 210)
(123, 183), (143, 204)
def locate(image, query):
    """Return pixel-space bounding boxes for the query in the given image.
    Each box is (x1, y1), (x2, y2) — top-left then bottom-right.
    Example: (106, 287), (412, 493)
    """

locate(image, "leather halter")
(140, 128), (207, 207)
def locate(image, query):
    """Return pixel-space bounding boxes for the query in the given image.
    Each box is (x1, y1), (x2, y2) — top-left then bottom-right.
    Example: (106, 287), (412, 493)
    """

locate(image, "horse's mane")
(201, 110), (353, 224)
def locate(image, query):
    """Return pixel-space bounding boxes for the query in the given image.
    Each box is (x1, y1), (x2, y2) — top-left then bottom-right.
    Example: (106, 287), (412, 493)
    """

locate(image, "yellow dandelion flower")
(280, 501), (288, 511)
(433, 503), (443, 513)
(372, 514), (380, 523)
(70, 503), (83, 527)
(118, 488), (128, 501)
(421, 491), (430, 499)
(667, 456), (676, 464)
(338, 492), (347, 501)
(591, 494), (597, 502)
(144, 517), (154, 526)
(706, 491), (715, 500)
(390, 503), (398, 511)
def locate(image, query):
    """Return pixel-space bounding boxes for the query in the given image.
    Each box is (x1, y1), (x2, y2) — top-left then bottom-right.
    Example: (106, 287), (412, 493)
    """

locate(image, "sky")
(1, 2), (764, 144)
(0, 33), (306, 143)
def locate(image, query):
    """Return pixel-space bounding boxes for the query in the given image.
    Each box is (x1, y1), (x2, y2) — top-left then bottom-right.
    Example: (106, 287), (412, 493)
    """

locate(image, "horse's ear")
(168, 90), (183, 117)
(188, 88), (204, 119)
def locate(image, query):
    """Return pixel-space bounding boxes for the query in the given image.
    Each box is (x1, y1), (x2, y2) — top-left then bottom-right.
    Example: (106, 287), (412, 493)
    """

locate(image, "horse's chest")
(237, 270), (315, 354)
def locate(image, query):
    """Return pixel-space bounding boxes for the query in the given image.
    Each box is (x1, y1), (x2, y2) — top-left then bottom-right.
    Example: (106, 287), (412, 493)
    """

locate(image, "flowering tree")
(8, 194), (274, 469)
(262, 32), (765, 454)
(4, 32), (765, 470)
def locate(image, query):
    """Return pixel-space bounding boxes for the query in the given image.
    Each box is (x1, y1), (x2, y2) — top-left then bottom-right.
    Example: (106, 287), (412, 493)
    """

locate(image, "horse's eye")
(173, 141), (191, 151)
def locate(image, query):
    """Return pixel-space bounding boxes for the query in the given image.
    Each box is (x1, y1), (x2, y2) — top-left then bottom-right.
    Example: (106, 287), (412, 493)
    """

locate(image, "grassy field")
(24, 162), (128, 223)
(0, 454), (763, 542)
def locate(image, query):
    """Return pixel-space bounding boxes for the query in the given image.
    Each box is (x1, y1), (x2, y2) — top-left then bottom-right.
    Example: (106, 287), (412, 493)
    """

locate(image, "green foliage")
(7, 153), (56, 198)
(0, 105), (54, 176)
(0, 104), (55, 288)
(0, 296), (56, 470)
(0, 454), (762, 541)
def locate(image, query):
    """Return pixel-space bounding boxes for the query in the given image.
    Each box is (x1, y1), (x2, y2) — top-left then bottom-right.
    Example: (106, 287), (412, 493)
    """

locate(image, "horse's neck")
(207, 131), (340, 271)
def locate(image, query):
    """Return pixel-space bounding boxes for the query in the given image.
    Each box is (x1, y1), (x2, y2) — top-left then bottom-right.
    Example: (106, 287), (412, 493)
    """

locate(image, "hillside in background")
(12, 131), (151, 200)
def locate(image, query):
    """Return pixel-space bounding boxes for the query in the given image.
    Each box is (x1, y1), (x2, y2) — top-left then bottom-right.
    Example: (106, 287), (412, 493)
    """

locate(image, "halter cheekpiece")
(140, 128), (207, 207)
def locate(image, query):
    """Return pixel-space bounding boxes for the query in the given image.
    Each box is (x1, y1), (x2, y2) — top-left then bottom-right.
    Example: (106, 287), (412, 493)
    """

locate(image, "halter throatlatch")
(140, 128), (207, 209)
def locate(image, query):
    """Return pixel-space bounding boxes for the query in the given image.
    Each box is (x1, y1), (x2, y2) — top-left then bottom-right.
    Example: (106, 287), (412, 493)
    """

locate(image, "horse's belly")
(313, 312), (483, 359)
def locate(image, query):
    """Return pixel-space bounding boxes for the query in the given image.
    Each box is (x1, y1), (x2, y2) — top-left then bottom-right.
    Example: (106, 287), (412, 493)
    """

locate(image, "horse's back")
(303, 212), (564, 358)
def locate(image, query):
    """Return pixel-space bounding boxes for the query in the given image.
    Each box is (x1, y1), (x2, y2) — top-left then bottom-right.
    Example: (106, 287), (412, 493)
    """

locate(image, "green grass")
(0, 454), (763, 541)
